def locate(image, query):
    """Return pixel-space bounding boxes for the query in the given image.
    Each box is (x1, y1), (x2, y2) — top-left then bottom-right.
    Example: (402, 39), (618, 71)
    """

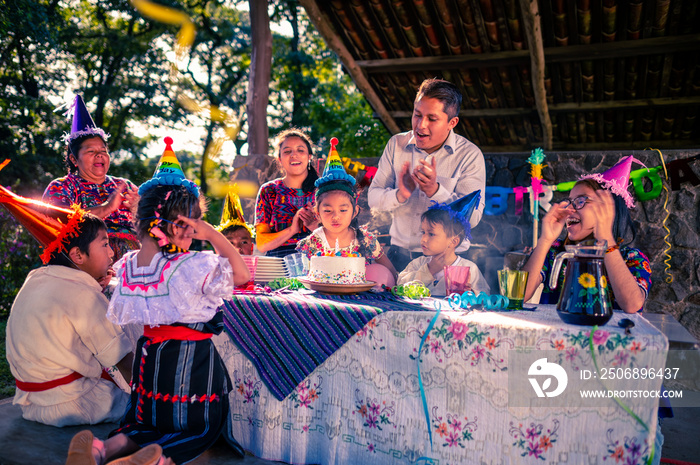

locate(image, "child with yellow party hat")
(1, 166), (134, 429)
(296, 138), (397, 283)
(216, 189), (254, 256)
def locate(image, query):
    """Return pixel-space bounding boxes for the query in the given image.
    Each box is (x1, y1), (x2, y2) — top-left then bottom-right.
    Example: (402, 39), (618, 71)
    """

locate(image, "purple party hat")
(579, 155), (646, 208)
(62, 94), (110, 144)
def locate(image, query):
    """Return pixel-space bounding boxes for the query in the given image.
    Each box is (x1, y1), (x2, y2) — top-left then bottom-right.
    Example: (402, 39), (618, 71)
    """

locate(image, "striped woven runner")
(221, 292), (430, 400)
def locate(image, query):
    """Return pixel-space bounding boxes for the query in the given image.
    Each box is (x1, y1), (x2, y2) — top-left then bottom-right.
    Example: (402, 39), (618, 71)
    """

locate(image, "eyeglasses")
(560, 195), (589, 211)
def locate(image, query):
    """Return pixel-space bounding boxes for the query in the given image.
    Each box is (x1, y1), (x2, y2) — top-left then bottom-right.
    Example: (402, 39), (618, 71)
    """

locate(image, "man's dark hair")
(47, 214), (107, 267)
(420, 208), (466, 242)
(415, 78), (462, 120)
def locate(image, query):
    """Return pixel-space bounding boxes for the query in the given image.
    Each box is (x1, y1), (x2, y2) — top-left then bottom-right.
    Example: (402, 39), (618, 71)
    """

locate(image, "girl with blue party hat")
(296, 138), (397, 283)
(397, 190), (490, 296)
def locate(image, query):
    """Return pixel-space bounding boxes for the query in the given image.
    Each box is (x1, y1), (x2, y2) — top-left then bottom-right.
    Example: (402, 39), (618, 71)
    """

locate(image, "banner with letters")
(484, 153), (700, 216)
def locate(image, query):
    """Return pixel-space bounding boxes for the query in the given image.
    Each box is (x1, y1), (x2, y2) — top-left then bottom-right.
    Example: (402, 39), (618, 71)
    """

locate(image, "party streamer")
(434, 291), (510, 311)
(649, 148), (674, 284)
(129, 0), (251, 198)
(129, 0), (195, 59)
(588, 327), (654, 465)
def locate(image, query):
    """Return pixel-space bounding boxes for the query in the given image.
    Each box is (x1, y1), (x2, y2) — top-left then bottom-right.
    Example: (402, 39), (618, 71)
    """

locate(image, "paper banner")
(630, 166), (663, 201)
(480, 153), (697, 217)
(666, 154), (700, 191)
(529, 185), (555, 214)
(512, 186), (528, 215)
(484, 187), (511, 215)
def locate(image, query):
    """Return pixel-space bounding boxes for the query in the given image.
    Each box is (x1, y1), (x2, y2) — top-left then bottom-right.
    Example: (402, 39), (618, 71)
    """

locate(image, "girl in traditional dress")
(103, 140), (249, 464)
(254, 129), (320, 257)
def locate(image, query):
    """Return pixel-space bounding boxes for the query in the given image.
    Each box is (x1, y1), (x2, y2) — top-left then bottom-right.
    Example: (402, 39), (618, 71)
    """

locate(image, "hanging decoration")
(527, 148), (546, 248)
(480, 152), (699, 217)
(648, 148), (674, 284)
(128, 0), (250, 198)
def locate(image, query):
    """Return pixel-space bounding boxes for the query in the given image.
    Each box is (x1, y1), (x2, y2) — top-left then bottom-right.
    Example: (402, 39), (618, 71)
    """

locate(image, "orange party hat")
(0, 160), (86, 263)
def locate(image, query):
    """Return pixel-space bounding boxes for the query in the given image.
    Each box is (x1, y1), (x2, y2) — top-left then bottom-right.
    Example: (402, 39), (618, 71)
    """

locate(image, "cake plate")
(298, 278), (376, 295)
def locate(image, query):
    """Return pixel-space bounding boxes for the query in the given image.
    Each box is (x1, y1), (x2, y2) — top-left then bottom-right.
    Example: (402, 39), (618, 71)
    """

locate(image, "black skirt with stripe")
(110, 313), (243, 463)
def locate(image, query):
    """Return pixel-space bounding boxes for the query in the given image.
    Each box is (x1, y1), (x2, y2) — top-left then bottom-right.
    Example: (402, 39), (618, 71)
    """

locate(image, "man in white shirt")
(368, 78), (486, 271)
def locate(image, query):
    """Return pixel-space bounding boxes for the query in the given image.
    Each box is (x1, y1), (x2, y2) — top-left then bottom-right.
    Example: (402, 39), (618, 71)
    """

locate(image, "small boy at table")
(397, 191), (489, 296)
(222, 224), (254, 256)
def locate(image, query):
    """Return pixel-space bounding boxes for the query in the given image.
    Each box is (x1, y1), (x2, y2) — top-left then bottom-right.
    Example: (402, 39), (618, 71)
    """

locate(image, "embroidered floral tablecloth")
(214, 301), (668, 465)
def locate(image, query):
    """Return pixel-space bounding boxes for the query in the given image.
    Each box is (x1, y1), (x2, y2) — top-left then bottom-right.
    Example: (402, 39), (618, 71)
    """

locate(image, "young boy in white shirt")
(397, 191), (489, 296)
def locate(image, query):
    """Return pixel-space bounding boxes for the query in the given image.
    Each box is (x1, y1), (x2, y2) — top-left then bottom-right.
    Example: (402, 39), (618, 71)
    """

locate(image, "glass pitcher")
(549, 242), (613, 326)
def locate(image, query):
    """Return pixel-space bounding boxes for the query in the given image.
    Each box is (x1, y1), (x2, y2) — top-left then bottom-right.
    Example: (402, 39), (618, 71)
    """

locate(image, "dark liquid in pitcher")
(556, 257), (613, 326)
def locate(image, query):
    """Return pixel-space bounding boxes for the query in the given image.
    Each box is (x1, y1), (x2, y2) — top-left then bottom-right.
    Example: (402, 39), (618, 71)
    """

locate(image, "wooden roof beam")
(299, 0), (402, 135)
(386, 95), (700, 119)
(519, 0), (552, 150)
(356, 34), (700, 73)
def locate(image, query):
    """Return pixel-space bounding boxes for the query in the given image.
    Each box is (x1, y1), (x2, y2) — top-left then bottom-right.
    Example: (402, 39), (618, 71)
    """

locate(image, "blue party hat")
(427, 190), (481, 240)
(62, 94), (110, 144)
(138, 137), (199, 197)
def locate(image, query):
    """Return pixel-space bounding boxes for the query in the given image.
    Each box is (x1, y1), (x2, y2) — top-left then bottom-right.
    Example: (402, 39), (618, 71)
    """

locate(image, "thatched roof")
(300, 0), (700, 153)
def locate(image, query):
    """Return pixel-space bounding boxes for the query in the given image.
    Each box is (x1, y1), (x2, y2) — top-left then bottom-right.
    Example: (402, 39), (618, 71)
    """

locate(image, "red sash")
(144, 325), (212, 343)
(14, 370), (114, 392)
(15, 372), (83, 392)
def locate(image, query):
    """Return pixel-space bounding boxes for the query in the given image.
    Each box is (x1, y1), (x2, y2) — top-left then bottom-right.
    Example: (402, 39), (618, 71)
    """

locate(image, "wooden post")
(246, 0), (272, 159)
(519, 0), (553, 150)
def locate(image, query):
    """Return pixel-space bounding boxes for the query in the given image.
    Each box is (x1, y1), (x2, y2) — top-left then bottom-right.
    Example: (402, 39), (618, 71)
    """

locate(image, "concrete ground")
(1, 397), (699, 465)
(0, 398), (280, 465)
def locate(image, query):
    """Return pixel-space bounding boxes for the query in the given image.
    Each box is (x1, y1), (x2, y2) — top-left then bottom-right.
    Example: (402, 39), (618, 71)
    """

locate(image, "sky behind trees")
(0, 0), (390, 194)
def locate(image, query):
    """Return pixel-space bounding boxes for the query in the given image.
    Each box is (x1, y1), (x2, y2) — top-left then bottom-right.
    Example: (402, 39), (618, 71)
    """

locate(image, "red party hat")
(0, 161), (86, 263)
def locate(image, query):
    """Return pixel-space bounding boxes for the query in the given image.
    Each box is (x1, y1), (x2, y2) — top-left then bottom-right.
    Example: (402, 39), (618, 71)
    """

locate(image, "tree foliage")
(0, 0), (390, 312)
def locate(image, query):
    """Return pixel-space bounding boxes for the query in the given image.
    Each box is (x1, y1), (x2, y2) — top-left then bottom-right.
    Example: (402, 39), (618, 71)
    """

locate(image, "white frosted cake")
(307, 256), (366, 284)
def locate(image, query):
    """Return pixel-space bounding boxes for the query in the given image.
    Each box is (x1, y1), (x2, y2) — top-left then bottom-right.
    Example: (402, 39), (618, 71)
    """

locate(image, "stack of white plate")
(242, 256), (288, 283)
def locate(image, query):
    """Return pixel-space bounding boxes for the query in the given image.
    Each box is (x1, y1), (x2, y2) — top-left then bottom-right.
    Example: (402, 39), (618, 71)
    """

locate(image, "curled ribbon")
(440, 291), (510, 310)
(648, 148), (673, 284)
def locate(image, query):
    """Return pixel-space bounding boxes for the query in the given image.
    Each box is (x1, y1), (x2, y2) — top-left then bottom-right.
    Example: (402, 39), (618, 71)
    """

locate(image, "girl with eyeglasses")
(522, 157), (651, 314)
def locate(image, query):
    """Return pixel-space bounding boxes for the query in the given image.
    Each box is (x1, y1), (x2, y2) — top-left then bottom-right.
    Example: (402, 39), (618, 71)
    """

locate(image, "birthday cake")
(307, 256), (366, 284)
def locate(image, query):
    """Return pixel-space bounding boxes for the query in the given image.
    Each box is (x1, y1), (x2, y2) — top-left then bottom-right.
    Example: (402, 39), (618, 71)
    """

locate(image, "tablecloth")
(215, 294), (668, 465)
(221, 292), (433, 399)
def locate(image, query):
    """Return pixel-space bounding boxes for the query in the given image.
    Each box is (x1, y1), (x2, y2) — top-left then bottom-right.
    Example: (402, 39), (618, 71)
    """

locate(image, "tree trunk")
(236, 0), (274, 220)
(246, 0), (271, 159)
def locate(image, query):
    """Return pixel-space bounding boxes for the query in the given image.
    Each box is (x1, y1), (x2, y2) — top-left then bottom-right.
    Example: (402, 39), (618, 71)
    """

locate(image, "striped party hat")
(138, 137), (199, 197)
(315, 137), (356, 198)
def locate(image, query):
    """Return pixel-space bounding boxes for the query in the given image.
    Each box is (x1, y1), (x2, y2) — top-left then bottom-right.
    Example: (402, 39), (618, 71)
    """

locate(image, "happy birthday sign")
(484, 153), (699, 216)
